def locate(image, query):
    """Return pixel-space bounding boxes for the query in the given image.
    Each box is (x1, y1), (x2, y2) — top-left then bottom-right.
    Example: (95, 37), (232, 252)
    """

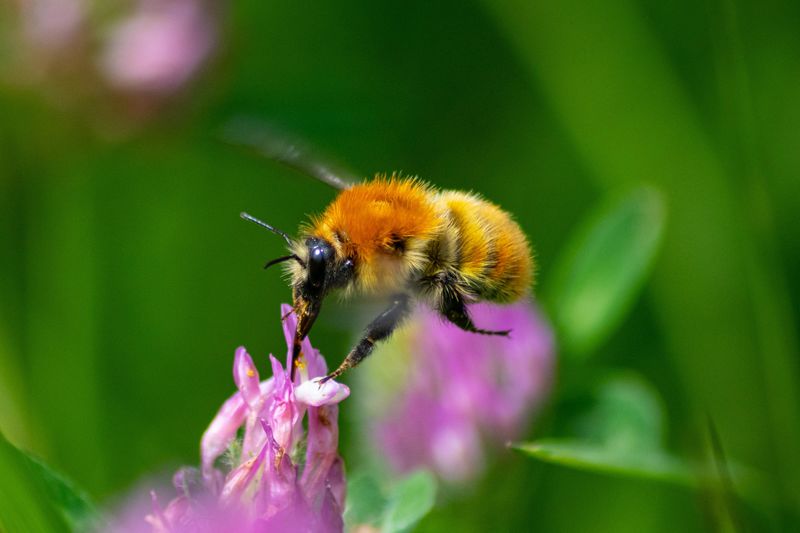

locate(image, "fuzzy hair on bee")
(232, 122), (533, 382)
(288, 177), (442, 299)
(286, 176), (532, 305)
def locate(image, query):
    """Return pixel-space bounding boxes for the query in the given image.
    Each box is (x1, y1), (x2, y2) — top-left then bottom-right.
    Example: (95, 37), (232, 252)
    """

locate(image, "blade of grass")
(0, 430), (70, 533)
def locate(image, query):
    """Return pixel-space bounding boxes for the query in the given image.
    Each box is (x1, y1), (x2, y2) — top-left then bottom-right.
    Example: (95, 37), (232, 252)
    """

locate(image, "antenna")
(264, 254), (305, 269)
(240, 212), (292, 246)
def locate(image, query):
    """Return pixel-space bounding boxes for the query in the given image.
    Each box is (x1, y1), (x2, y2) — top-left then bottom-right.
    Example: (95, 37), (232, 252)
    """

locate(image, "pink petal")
(372, 299), (554, 483)
(132, 304), (349, 531)
(280, 303), (296, 349)
(20, 0), (85, 51)
(318, 482), (346, 533)
(240, 379), (277, 460)
(280, 303), (327, 381)
(268, 354), (305, 454)
(259, 419), (301, 517)
(326, 456), (347, 512)
(430, 422), (483, 483)
(234, 346), (262, 409)
(300, 404), (340, 504)
(161, 495), (191, 528)
(270, 353), (288, 388)
(200, 391), (247, 483)
(219, 423), (269, 507)
(99, 0), (215, 94)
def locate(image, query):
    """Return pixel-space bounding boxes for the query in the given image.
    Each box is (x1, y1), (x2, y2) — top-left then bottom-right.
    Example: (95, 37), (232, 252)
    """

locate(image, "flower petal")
(280, 303), (327, 381)
(294, 378), (350, 407)
(172, 467), (203, 499)
(133, 305), (348, 531)
(200, 391), (247, 484)
(233, 346), (262, 408)
(259, 419), (301, 518)
(280, 303), (296, 349)
(318, 481), (346, 533)
(430, 421), (483, 483)
(270, 353), (288, 389)
(269, 354), (299, 452)
(99, 0), (216, 94)
(145, 490), (173, 533)
(300, 404), (341, 504)
(326, 456), (347, 512)
(371, 299), (554, 482)
(241, 378), (276, 460)
(161, 495), (191, 529)
(219, 422), (269, 507)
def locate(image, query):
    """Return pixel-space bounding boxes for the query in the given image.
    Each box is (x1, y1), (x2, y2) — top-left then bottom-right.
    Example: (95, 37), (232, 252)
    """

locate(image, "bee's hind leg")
(440, 293), (511, 336)
(321, 294), (411, 383)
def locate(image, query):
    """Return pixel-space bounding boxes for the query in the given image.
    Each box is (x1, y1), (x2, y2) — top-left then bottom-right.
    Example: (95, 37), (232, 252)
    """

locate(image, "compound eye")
(308, 246), (328, 288)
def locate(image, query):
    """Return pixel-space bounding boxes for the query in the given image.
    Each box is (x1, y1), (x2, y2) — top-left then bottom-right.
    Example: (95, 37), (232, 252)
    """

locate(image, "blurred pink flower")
(114, 305), (349, 532)
(99, 0), (216, 95)
(368, 301), (554, 483)
(16, 0), (86, 52)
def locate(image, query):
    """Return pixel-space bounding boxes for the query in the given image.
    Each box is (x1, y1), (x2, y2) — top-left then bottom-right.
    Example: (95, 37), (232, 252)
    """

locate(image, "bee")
(231, 121), (534, 381)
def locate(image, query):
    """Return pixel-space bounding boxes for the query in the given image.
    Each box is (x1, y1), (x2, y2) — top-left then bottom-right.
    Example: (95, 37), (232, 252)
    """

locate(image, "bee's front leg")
(321, 294), (411, 382)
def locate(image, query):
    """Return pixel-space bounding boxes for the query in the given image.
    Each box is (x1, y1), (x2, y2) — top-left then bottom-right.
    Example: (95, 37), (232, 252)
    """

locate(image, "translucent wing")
(222, 117), (358, 190)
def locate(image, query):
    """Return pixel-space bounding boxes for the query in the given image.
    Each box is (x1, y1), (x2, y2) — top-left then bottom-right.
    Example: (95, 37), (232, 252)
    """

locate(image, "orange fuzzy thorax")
(307, 176), (442, 294)
(299, 175), (534, 303)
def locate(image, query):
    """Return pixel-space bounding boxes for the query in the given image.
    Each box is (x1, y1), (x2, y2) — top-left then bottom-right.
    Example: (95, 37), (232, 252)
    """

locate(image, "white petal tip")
(294, 378), (350, 406)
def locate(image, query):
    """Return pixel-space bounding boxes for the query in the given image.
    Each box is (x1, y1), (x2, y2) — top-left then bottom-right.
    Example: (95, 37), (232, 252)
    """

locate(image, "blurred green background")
(1, 0), (799, 531)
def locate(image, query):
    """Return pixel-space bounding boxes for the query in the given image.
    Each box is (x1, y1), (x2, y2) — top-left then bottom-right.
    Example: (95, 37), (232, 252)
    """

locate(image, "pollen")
(294, 357), (306, 371)
(246, 368), (255, 378)
(274, 447), (285, 469)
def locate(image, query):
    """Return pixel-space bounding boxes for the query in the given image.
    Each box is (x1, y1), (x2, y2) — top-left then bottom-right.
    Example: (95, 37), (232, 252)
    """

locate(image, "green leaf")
(546, 186), (666, 357)
(381, 470), (437, 533)
(0, 430), (99, 533)
(344, 469), (437, 532)
(515, 438), (768, 504)
(0, 431), (70, 533)
(515, 373), (692, 484)
(572, 372), (664, 452)
(22, 454), (101, 532)
(344, 470), (389, 528)
(518, 374), (770, 506)
(514, 439), (693, 485)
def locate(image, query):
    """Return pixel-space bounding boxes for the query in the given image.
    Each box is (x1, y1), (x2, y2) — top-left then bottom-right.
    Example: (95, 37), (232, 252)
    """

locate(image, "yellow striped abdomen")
(436, 191), (533, 302)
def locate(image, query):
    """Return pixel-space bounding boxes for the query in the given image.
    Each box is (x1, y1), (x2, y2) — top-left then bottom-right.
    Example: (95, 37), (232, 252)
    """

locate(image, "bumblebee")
(234, 123), (533, 381)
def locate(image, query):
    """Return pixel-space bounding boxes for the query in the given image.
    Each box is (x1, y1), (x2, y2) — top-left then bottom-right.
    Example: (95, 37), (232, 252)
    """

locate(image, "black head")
(293, 237), (354, 330)
(290, 237), (354, 378)
(295, 238), (356, 299)
(303, 238), (333, 296)
(241, 211), (355, 378)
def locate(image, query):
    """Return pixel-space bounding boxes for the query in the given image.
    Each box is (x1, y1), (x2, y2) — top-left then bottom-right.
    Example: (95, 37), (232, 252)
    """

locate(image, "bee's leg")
(321, 294), (411, 382)
(440, 293), (511, 336)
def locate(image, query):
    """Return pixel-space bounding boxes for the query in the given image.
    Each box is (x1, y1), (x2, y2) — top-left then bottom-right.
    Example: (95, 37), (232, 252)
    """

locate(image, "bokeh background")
(1, 0), (799, 531)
